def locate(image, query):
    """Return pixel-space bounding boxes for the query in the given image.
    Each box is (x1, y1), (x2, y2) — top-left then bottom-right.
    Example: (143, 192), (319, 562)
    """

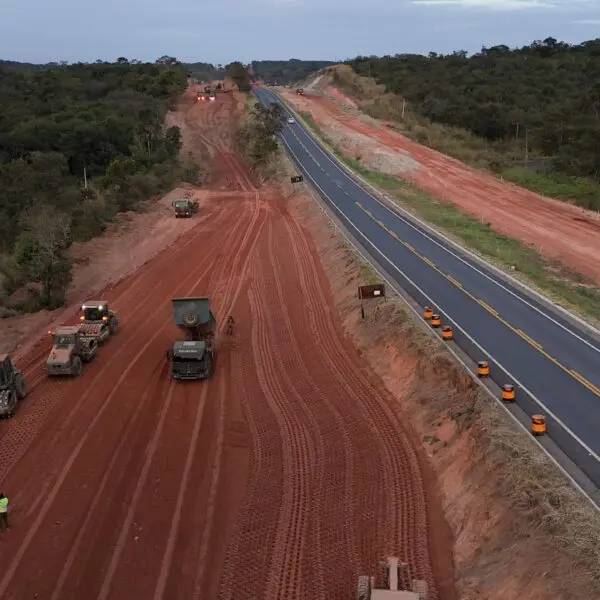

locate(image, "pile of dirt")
(285, 176), (600, 599)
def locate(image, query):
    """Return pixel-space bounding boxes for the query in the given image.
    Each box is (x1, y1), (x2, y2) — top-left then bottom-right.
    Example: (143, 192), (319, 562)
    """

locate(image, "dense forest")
(251, 60), (333, 84)
(0, 58), (189, 312)
(185, 61), (225, 81)
(347, 38), (600, 185)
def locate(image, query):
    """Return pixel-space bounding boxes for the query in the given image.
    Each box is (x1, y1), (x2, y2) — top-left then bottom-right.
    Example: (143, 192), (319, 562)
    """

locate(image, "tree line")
(0, 57), (189, 313)
(251, 60), (334, 84)
(347, 38), (600, 182)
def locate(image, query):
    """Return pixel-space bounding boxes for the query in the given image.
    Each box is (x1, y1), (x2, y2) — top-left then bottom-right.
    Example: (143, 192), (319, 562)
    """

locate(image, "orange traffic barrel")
(423, 306), (433, 320)
(477, 361), (490, 377)
(431, 314), (441, 328)
(441, 325), (453, 340)
(531, 414), (546, 436)
(501, 384), (515, 401)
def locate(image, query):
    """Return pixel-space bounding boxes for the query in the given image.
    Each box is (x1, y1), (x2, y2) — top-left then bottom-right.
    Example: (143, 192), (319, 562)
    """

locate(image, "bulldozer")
(0, 354), (27, 419)
(79, 300), (119, 345)
(46, 325), (98, 377)
(357, 557), (428, 600)
(167, 297), (216, 380)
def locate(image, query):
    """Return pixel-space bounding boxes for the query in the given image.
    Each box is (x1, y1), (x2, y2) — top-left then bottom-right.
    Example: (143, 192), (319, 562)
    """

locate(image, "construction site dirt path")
(280, 88), (600, 285)
(0, 91), (456, 600)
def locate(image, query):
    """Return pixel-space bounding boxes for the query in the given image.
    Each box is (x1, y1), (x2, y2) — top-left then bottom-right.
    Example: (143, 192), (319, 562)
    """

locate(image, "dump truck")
(46, 325), (98, 376)
(357, 557), (427, 600)
(172, 195), (199, 217)
(79, 300), (119, 345)
(0, 354), (27, 419)
(167, 297), (216, 380)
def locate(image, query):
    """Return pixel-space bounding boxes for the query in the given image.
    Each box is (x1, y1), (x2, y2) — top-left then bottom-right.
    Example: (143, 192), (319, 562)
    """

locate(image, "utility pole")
(525, 127), (529, 164)
(401, 99), (406, 120)
(83, 167), (88, 189)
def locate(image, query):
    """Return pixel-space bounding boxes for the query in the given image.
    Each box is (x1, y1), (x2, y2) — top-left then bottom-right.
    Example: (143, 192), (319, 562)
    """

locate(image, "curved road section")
(255, 86), (600, 501)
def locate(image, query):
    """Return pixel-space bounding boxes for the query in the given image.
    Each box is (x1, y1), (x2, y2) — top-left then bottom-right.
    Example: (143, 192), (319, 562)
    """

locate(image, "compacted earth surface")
(0, 88), (457, 600)
(279, 82), (600, 285)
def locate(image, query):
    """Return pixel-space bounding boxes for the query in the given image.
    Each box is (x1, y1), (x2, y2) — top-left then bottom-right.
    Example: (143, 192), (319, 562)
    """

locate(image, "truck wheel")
(72, 356), (82, 376)
(109, 315), (119, 334)
(15, 373), (27, 399)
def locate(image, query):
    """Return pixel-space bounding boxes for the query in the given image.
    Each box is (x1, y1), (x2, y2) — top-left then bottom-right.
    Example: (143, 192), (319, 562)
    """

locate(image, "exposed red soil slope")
(0, 90), (456, 599)
(281, 88), (600, 285)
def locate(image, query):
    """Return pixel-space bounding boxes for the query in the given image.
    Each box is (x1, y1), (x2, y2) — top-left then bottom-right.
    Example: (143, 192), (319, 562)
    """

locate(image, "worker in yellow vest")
(0, 493), (8, 531)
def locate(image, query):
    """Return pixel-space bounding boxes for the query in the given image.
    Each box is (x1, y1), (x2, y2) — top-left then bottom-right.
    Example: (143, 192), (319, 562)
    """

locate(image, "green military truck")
(167, 297), (216, 380)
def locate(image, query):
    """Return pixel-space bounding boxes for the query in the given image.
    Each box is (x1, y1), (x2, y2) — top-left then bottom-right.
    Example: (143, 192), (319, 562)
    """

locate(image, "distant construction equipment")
(172, 193), (199, 218)
(356, 557), (428, 599)
(167, 297), (216, 380)
(0, 354), (27, 419)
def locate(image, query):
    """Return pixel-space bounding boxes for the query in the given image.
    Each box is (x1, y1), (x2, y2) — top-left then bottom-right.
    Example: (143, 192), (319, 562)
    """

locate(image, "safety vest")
(0, 497), (8, 513)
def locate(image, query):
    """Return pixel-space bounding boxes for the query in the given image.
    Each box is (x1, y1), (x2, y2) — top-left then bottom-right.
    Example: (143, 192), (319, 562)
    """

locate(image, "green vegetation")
(0, 58), (191, 313)
(339, 39), (600, 208)
(225, 61), (252, 92)
(294, 107), (600, 321)
(251, 60), (334, 84)
(185, 62), (225, 81)
(235, 98), (284, 181)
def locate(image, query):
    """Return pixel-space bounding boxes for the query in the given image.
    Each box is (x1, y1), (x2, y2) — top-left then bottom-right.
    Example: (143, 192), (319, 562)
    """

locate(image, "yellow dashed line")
(571, 371), (600, 396)
(516, 329), (543, 351)
(353, 201), (600, 398)
(478, 299), (498, 316)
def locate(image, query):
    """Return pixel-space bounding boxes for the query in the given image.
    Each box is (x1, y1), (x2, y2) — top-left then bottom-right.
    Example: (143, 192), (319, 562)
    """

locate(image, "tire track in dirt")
(155, 187), (266, 600)
(280, 210), (440, 594)
(246, 273), (313, 600)
(91, 184), (264, 599)
(50, 195), (255, 600)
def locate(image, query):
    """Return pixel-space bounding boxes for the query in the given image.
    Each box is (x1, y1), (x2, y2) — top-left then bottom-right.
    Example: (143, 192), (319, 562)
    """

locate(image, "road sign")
(290, 175), (303, 184)
(358, 284), (385, 299)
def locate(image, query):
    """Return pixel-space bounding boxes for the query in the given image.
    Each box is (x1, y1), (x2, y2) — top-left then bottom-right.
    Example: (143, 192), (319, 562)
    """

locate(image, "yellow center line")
(478, 299), (498, 316)
(447, 275), (463, 288)
(353, 201), (600, 399)
(516, 329), (543, 351)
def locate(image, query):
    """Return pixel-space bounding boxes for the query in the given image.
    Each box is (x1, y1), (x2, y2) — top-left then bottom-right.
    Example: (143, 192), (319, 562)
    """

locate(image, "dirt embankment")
(284, 173), (600, 599)
(280, 77), (600, 286)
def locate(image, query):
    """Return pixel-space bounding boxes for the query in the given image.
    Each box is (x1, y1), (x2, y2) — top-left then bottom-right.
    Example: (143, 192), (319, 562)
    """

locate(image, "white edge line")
(274, 122), (600, 500)
(270, 89), (600, 353)
(274, 128), (600, 513)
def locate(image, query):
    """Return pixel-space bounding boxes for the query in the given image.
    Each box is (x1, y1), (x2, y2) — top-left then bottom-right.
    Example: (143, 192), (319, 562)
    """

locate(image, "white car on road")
(287, 117), (295, 124)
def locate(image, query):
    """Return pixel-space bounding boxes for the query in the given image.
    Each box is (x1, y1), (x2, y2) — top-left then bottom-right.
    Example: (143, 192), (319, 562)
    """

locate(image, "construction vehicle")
(0, 354), (27, 419)
(167, 297), (216, 380)
(296, 87), (304, 95)
(196, 91), (205, 102)
(357, 557), (428, 599)
(46, 325), (98, 377)
(172, 193), (199, 217)
(79, 300), (119, 345)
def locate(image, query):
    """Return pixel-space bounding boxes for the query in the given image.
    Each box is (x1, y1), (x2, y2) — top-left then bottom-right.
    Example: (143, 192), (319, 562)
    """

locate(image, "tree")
(225, 61), (252, 92)
(14, 204), (72, 307)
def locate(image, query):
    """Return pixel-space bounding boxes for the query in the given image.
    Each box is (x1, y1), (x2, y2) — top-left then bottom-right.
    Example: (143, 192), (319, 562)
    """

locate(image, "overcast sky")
(1, 0), (599, 64)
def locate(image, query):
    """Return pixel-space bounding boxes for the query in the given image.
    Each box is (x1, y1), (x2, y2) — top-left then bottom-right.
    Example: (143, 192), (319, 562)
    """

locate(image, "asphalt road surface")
(254, 86), (600, 494)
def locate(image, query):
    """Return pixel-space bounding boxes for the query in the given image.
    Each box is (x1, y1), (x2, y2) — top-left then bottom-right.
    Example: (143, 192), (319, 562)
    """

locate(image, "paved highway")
(254, 86), (600, 494)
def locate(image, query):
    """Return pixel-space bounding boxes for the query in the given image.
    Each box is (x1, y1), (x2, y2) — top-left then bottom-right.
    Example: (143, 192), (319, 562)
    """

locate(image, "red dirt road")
(0, 92), (455, 599)
(281, 88), (600, 285)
